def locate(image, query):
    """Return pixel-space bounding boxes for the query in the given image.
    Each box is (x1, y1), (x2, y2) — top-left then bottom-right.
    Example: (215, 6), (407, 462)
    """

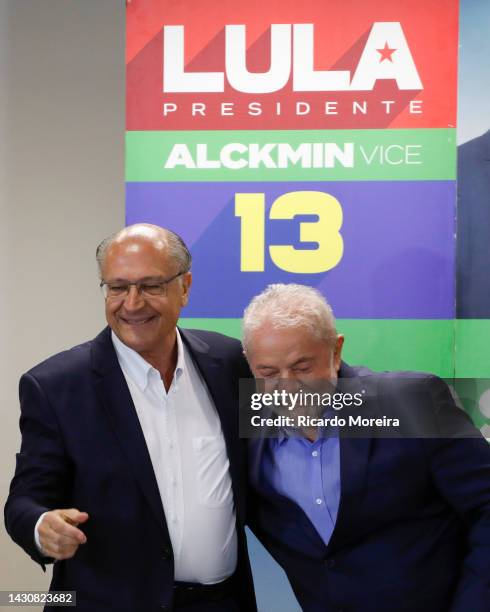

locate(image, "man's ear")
(333, 335), (345, 371)
(181, 272), (192, 306)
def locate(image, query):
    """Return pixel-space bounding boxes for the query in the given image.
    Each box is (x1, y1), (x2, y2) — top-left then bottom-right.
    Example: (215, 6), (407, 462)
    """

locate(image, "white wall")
(0, 1), (124, 606)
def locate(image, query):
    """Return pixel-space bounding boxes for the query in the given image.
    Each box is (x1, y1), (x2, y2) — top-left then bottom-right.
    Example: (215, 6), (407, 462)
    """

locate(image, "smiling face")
(246, 322), (344, 391)
(101, 233), (191, 363)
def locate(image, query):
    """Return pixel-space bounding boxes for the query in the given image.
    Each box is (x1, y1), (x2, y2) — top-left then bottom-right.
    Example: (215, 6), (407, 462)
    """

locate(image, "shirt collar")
(277, 430), (289, 445)
(174, 329), (185, 380)
(111, 329), (185, 392)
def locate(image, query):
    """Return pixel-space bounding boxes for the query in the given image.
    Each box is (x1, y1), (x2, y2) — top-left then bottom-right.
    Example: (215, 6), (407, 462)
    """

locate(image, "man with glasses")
(5, 224), (256, 612)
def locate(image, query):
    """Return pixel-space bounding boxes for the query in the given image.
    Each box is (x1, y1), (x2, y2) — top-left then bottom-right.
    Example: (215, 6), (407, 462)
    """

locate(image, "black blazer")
(5, 327), (256, 612)
(456, 129), (490, 317)
(249, 364), (490, 612)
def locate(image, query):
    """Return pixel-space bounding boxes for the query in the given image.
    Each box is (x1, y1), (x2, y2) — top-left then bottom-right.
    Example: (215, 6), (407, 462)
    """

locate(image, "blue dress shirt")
(263, 432), (341, 545)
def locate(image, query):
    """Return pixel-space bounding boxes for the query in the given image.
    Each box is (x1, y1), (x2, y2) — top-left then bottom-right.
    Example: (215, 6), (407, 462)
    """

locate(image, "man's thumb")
(61, 508), (89, 525)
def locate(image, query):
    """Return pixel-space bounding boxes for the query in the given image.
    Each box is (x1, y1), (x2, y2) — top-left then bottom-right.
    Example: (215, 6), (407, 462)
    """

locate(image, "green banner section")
(126, 128), (456, 182)
(180, 317), (489, 433)
(180, 318), (455, 377)
(456, 320), (490, 378)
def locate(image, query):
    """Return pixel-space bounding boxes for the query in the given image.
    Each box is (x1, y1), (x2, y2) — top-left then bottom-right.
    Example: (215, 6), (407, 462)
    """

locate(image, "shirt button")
(315, 498), (323, 505)
(312, 450), (319, 457)
(324, 558), (336, 568)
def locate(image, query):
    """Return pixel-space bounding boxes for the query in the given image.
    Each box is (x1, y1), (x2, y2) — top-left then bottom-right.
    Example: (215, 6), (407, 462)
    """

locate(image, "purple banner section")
(126, 181), (455, 319)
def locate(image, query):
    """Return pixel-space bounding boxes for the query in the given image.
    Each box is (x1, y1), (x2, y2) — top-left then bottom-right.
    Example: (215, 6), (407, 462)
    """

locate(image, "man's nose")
(277, 373), (301, 392)
(280, 370), (298, 380)
(122, 285), (145, 310)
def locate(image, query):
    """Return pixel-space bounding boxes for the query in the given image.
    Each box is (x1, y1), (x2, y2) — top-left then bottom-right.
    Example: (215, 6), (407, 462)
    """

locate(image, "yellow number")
(269, 191), (343, 273)
(235, 193), (265, 271)
(235, 190), (343, 273)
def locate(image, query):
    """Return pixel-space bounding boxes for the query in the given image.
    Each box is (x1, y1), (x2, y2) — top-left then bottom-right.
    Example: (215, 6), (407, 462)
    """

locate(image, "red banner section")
(127, 0), (457, 131)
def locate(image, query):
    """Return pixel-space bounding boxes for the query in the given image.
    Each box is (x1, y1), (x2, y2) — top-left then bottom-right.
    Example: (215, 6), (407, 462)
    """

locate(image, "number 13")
(235, 190), (344, 273)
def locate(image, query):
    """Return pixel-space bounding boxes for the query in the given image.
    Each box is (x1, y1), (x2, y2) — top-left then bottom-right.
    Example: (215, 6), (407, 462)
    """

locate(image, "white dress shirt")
(112, 329), (237, 583)
(35, 329), (238, 584)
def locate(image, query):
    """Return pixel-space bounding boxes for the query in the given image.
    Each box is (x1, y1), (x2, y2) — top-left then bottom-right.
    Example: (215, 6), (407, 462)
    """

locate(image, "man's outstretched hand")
(37, 509), (89, 560)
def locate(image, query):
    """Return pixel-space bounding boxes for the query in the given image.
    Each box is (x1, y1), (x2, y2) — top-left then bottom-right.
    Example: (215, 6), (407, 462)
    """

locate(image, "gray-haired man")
(244, 283), (490, 612)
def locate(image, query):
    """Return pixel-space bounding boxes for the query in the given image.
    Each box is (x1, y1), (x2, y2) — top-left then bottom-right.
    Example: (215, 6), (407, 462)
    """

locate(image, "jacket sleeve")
(423, 376), (490, 612)
(4, 373), (73, 567)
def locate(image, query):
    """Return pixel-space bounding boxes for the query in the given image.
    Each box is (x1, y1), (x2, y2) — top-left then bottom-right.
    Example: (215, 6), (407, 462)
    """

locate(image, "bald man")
(5, 225), (256, 612)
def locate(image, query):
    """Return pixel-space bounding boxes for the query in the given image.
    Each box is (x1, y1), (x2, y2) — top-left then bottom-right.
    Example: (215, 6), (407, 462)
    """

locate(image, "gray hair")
(95, 224), (192, 278)
(242, 283), (337, 352)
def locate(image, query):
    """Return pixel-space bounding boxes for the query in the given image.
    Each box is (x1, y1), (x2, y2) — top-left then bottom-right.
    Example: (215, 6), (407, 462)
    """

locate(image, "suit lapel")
(90, 327), (171, 542)
(180, 330), (232, 427)
(180, 328), (237, 446)
(326, 364), (373, 553)
(326, 436), (372, 553)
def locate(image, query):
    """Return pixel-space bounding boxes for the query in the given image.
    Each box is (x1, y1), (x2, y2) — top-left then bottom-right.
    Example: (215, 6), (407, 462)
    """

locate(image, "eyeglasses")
(100, 271), (187, 299)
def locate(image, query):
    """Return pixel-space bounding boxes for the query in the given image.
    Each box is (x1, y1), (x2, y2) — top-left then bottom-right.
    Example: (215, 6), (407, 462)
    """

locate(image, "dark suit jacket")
(4, 327), (256, 612)
(249, 363), (490, 612)
(456, 129), (490, 318)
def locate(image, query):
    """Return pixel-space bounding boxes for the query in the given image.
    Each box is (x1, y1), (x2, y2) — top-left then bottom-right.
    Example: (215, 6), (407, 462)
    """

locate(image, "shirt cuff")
(34, 512), (48, 555)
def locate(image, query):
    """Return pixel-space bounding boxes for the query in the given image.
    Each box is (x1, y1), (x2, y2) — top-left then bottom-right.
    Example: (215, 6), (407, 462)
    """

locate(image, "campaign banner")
(126, 180), (455, 319)
(127, 0), (457, 131)
(126, 129), (455, 182)
(126, 0), (458, 378)
(126, 1), (468, 608)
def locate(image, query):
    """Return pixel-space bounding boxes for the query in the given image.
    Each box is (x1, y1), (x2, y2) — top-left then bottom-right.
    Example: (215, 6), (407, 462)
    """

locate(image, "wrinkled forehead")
(248, 323), (330, 356)
(102, 235), (175, 278)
